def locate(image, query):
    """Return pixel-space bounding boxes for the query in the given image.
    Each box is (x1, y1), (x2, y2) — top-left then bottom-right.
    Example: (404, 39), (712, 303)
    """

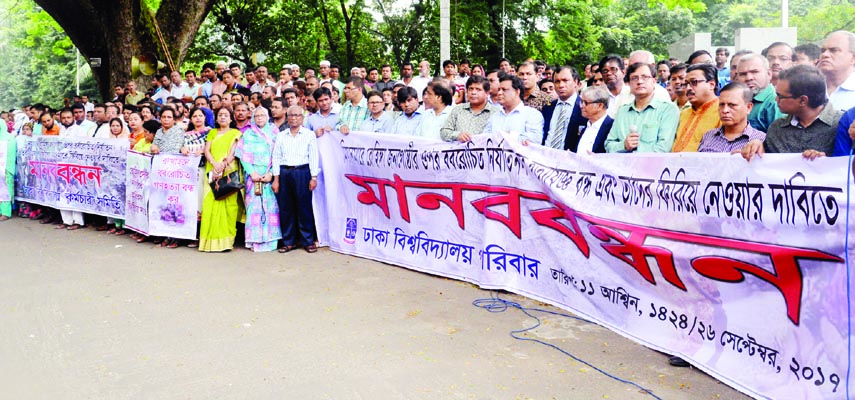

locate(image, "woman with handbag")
(199, 107), (244, 252)
(235, 107), (281, 252)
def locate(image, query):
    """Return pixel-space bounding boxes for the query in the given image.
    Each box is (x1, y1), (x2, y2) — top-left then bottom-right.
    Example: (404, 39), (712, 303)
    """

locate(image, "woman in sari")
(199, 107), (244, 252)
(235, 107), (281, 252)
(106, 118), (130, 235)
(0, 122), (15, 221)
(151, 107), (186, 248)
(181, 107), (210, 248)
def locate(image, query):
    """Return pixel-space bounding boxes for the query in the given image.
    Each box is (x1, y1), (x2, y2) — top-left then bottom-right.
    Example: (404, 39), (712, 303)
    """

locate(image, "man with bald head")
(607, 50), (672, 117)
(818, 30), (855, 112)
(736, 53), (782, 132)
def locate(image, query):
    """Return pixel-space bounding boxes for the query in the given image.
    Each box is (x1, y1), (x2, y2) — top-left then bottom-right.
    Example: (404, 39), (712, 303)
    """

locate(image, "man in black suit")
(573, 86), (614, 153)
(541, 66), (588, 149)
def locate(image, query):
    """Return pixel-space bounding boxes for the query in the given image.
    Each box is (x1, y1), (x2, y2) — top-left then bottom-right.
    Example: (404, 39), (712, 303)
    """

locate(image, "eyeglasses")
(687, 79), (708, 87)
(629, 75), (653, 83)
(580, 100), (602, 106)
(287, 113), (303, 117)
(766, 56), (791, 62)
(775, 93), (800, 100)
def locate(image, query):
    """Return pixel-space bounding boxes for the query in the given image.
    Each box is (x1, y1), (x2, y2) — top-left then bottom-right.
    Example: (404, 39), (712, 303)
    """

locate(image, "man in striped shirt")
(272, 106), (320, 253)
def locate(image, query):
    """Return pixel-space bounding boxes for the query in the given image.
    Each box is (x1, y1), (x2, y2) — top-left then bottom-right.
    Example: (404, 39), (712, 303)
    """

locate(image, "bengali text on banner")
(312, 131), (854, 400)
(147, 154), (200, 239)
(14, 136), (128, 218)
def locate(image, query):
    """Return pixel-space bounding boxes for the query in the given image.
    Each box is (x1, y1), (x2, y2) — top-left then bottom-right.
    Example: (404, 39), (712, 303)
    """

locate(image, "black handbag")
(210, 169), (244, 200)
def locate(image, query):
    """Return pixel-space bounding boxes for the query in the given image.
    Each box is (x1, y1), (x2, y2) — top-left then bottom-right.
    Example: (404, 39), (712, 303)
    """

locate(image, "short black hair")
(396, 86), (418, 103)
(313, 87), (332, 101)
(498, 74), (523, 93)
(442, 60), (456, 69)
(687, 49), (712, 64)
(228, 62), (240, 69)
(794, 43), (821, 61)
(779, 64), (827, 108)
(428, 80), (452, 106)
(686, 63), (718, 88)
(598, 54), (625, 72)
(466, 75), (490, 92)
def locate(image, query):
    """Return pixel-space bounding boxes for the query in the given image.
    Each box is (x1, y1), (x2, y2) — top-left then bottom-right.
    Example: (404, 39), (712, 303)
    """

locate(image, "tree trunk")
(34, 0), (215, 102)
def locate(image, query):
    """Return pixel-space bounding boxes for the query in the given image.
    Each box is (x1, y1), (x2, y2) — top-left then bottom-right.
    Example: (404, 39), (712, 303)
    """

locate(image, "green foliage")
(0, 0), (97, 110)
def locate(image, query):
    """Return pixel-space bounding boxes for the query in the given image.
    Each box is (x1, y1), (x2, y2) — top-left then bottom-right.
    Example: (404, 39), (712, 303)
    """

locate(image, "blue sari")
(235, 109), (281, 251)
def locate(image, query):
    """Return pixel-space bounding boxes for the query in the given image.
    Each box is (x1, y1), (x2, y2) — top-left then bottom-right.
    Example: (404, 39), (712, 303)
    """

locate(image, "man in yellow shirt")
(672, 63), (721, 152)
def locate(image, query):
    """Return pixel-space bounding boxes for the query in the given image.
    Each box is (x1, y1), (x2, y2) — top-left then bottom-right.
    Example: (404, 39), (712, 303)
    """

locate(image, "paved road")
(0, 218), (749, 399)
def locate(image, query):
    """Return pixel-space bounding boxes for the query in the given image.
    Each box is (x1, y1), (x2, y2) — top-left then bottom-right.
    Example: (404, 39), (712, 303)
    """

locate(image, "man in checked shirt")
(697, 82), (765, 153)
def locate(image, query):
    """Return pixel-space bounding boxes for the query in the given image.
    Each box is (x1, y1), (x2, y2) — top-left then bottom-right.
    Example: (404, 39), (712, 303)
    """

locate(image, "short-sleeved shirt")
(698, 124), (766, 153)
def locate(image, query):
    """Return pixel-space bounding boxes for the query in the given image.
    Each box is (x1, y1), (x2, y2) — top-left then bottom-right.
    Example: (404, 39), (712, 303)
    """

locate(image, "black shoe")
(669, 356), (690, 367)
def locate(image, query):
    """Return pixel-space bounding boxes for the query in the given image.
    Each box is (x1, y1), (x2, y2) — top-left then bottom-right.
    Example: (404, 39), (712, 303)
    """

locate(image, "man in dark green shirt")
(736, 54), (782, 133)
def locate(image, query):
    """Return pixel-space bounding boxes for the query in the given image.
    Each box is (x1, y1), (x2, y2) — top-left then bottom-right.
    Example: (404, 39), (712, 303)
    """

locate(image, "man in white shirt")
(271, 105), (320, 253)
(485, 74), (544, 143)
(575, 86), (614, 154)
(57, 103), (94, 230)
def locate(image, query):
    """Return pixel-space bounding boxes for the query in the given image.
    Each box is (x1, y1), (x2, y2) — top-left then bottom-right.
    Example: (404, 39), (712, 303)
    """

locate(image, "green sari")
(199, 128), (244, 252)
(0, 131), (15, 217)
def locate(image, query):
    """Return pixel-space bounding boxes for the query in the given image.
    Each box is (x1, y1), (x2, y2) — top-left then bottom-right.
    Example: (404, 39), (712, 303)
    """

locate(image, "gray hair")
(582, 85), (610, 105)
(737, 53), (769, 71)
(825, 30), (855, 53)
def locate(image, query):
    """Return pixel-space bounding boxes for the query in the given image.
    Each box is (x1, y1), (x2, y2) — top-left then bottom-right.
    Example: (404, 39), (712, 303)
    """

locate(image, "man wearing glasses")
(740, 64), (842, 161)
(605, 62), (679, 153)
(672, 64), (721, 152)
(358, 91), (393, 133)
(337, 76), (369, 134)
(764, 42), (795, 88)
(574, 86), (613, 154)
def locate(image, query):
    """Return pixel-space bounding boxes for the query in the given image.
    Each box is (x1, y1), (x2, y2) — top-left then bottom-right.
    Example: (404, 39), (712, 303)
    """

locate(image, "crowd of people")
(1, 30), (854, 259)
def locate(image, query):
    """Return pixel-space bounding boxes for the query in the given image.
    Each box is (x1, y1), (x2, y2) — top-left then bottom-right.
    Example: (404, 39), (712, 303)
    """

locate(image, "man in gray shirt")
(740, 64), (842, 161)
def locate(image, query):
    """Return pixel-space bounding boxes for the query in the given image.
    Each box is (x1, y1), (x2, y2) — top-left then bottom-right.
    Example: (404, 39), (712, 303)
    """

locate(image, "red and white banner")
(314, 131), (854, 400)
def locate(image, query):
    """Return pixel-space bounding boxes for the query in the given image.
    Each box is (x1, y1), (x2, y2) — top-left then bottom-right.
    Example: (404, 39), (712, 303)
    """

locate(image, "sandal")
(152, 237), (164, 245)
(136, 235), (149, 243)
(278, 244), (297, 253)
(114, 229), (126, 236)
(0, 215), (9, 221)
(130, 232), (140, 239)
(55, 224), (69, 229)
(108, 227), (118, 234)
(67, 224), (81, 231)
(187, 241), (198, 248)
(159, 239), (173, 248)
(166, 240), (179, 249)
(96, 225), (110, 232)
(305, 244), (318, 253)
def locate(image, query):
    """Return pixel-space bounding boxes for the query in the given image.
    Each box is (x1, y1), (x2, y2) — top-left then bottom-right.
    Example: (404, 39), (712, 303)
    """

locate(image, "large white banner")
(314, 131), (854, 400)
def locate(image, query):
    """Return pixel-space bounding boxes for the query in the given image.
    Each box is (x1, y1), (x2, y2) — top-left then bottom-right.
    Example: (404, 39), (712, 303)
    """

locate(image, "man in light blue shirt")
(391, 87), (423, 135)
(306, 87), (339, 137)
(485, 74), (543, 143)
(358, 91), (394, 133)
